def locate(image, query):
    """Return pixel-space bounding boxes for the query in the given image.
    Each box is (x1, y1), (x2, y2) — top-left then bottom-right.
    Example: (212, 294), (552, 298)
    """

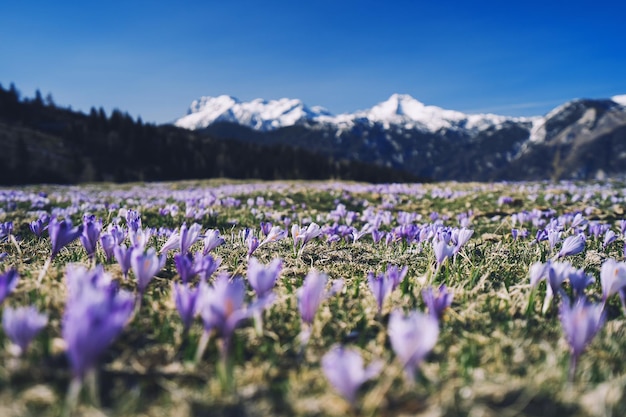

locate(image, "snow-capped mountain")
(174, 93), (626, 181)
(174, 95), (332, 132)
(175, 93), (531, 135)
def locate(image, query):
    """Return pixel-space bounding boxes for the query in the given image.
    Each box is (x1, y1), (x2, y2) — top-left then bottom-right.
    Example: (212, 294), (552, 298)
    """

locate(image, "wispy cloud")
(463, 98), (571, 116)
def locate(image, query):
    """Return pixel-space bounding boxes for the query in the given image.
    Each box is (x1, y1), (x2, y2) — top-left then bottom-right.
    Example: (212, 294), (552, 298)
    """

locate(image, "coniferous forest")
(0, 83), (419, 185)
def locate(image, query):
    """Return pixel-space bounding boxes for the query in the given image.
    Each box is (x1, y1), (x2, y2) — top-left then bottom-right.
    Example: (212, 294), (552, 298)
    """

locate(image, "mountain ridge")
(176, 93), (626, 181)
(175, 93), (535, 135)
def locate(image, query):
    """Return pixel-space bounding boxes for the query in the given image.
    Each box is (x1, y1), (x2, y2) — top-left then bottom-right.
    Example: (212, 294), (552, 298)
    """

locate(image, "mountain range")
(175, 93), (626, 181)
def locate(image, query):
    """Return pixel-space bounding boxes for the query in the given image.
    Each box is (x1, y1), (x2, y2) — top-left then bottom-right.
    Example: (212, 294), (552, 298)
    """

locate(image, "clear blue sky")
(2, 0), (625, 124)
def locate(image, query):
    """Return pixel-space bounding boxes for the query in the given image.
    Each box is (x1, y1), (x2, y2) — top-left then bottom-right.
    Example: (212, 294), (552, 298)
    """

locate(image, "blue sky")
(1, 0), (625, 124)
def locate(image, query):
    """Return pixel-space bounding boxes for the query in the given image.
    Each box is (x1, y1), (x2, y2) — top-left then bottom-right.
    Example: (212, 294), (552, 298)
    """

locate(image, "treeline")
(0, 83), (419, 185)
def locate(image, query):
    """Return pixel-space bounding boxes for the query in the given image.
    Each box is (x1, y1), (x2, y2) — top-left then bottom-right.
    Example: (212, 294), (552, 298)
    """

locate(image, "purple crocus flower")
(603, 230), (617, 248)
(547, 229), (562, 250)
(172, 282), (200, 332)
(371, 229), (385, 244)
(130, 247), (166, 295)
(386, 265), (408, 291)
(128, 228), (152, 249)
(321, 345), (383, 405)
(99, 233), (116, 261)
(433, 239), (455, 265)
(292, 223), (323, 256)
(195, 253), (221, 281)
(0, 269), (19, 304)
(174, 253), (197, 283)
(80, 216), (102, 259)
(62, 267), (134, 380)
(124, 209), (142, 232)
(368, 272), (393, 313)
(113, 244), (133, 279)
(197, 273), (248, 340)
(260, 222), (272, 237)
(2, 305), (48, 355)
(388, 309), (439, 380)
(247, 257), (282, 300)
(600, 259), (626, 313)
(259, 226), (286, 247)
(48, 217), (83, 259)
(159, 230), (180, 254)
(179, 223), (202, 254)
(0, 221), (13, 241)
(298, 270), (339, 325)
(557, 234), (585, 258)
(453, 228), (474, 253)
(296, 269), (343, 347)
(29, 217), (48, 238)
(422, 284), (453, 320)
(202, 229), (225, 254)
(246, 235), (260, 259)
(559, 298), (605, 381)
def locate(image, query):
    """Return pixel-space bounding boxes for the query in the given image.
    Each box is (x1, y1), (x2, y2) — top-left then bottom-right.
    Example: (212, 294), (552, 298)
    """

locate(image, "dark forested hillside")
(0, 83), (419, 185)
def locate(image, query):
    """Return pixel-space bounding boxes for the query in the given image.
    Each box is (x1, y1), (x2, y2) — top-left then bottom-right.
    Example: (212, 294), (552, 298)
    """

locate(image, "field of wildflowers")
(0, 179), (625, 416)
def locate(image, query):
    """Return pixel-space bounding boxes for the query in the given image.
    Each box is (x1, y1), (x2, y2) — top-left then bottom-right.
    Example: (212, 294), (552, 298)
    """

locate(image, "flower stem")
(36, 257), (52, 286)
(194, 330), (211, 364)
(568, 354), (578, 383)
(63, 376), (82, 417)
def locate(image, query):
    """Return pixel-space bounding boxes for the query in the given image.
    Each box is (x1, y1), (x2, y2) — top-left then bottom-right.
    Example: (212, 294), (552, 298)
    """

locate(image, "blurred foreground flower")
(172, 282), (200, 333)
(202, 229), (225, 254)
(388, 309), (439, 381)
(297, 269), (343, 346)
(2, 305), (47, 356)
(322, 345), (382, 405)
(600, 259), (626, 314)
(557, 234), (585, 258)
(0, 269), (19, 304)
(49, 217), (83, 260)
(131, 247), (166, 297)
(62, 265), (134, 411)
(292, 223), (323, 256)
(559, 298), (605, 381)
(422, 284), (453, 320)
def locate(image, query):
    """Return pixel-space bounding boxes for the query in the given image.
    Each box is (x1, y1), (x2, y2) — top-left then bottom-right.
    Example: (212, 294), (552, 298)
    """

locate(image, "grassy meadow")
(0, 179), (625, 416)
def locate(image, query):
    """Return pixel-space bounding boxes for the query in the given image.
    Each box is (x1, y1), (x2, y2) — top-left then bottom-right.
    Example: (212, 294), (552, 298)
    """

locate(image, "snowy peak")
(175, 95), (331, 131)
(612, 94), (626, 106)
(175, 93), (526, 133)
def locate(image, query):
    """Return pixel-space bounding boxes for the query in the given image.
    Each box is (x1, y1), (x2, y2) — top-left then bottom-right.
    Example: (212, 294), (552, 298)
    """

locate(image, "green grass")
(0, 179), (625, 416)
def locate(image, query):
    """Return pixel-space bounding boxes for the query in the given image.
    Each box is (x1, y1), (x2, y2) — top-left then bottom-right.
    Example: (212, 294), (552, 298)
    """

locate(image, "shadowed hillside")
(0, 83), (421, 185)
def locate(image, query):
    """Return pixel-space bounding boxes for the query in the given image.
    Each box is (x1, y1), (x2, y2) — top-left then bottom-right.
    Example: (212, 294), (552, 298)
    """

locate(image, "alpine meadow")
(0, 179), (625, 416)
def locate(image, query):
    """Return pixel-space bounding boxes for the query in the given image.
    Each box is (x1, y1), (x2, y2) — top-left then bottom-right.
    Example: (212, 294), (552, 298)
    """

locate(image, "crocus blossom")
(367, 272), (394, 313)
(62, 266), (134, 380)
(0, 269), (19, 304)
(422, 284), (453, 320)
(113, 244), (133, 279)
(247, 257), (282, 300)
(557, 234), (585, 258)
(80, 215), (102, 259)
(48, 217), (83, 259)
(179, 223), (202, 254)
(202, 229), (225, 254)
(259, 226), (286, 247)
(321, 345), (383, 405)
(559, 298), (605, 381)
(197, 273), (251, 349)
(130, 247), (166, 295)
(433, 239), (455, 265)
(388, 309), (439, 379)
(172, 282), (200, 332)
(297, 269), (343, 326)
(2, 305), (48, 355)
(600, 259), (626, 313)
